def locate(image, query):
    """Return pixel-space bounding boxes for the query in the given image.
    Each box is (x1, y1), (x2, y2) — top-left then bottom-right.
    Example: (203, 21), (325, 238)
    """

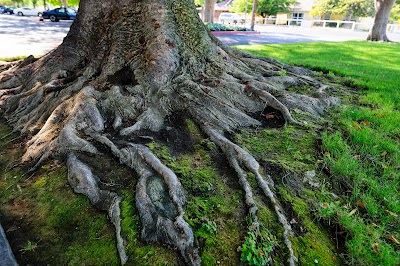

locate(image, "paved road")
(0, 14), (72, 57)
(1, 14), (399, 57)
(218, 25), (400, 45)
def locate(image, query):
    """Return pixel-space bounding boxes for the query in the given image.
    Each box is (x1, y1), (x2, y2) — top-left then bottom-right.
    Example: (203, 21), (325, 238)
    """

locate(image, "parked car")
(218, 13), (245, 25)
(42, 7), (76, 22)
(14, 7), (44, 16)
(3, 7), (14, 15)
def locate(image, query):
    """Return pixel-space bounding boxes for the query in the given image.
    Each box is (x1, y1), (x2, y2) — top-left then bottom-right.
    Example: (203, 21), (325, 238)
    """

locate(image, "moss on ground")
(1, 113), (342, 265)
(147, 119), (247, 265)
(0, 119), (119, 265)
(235, 126), (317, 173)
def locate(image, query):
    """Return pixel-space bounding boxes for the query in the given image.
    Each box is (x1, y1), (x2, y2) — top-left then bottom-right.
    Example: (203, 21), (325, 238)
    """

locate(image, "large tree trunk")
(0, 0), (338, 265)
(367, 0), (396, 41)
(203, 0), (216, 23)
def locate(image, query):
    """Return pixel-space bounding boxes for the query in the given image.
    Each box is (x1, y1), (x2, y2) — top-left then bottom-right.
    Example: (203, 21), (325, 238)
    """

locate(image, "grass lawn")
(238, 41), (400, 265)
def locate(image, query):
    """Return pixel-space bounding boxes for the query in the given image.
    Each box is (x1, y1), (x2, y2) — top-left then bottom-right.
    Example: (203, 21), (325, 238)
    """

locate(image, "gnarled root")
(203, 127), (298, 266)
(67, 153), (128, 264)
(87, 132), (200, 266)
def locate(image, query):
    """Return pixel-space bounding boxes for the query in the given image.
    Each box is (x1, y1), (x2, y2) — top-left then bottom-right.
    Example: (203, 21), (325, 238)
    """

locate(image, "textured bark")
(250, 0), (258, 30)
(367, 0), (396, 41)
(61, 0), (69, 8)
(0, 0), (339, 265)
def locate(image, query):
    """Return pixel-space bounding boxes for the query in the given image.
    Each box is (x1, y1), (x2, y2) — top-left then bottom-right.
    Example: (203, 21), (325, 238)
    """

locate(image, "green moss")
(235, 126), (317, 173)
(0, 120), (120, 265)
(291, 234), (338, 266)
(148, 130), (245, 265)
(277, 186), (339, 265)
(120, 191), (139, 250)
(184, 118), (200, 135)
(131, 245), (176, 266)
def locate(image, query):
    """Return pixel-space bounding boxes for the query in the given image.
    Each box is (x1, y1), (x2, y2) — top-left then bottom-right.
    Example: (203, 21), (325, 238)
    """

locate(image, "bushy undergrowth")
(205, 22), (250, 32)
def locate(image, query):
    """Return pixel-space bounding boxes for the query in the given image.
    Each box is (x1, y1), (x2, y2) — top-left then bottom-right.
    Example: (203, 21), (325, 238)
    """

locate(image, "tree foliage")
(391, 0), (400, 21)
(231, 0), (296, 17)
(46, 0), (80, 7)
(311, 0), (375, 18)
(0, 0), (79, 7)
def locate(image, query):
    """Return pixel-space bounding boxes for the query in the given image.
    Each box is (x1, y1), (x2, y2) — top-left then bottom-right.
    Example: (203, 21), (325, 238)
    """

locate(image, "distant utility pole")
(250, 0), (258, 30)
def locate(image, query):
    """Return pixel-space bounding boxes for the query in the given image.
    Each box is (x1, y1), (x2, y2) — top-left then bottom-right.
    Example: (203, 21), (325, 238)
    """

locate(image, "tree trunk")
(203, 0), (215, 23)
(250, 0), (258, 30)
(367, 0), (396, 41)
(61, 0), (68, 8)
(0, 0), (338, 265)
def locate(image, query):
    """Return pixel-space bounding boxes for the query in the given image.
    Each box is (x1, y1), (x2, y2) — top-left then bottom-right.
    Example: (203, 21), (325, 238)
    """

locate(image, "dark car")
(42, 7), (76, 22)
(3, 7), (14, 14)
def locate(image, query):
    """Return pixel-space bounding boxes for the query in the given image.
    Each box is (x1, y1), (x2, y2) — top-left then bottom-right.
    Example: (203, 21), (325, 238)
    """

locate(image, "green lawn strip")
(0, 56), (28, 62)
(237, 41), (400, 265)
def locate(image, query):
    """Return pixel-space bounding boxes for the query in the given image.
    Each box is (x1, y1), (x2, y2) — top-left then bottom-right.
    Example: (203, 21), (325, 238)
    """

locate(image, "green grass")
(0, 56), (29, 62)
(237, 41), (400, 265)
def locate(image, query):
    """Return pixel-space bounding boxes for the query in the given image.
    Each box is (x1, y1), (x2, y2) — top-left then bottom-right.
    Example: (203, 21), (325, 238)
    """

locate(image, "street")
(1, 14), (399, 57)
(221, 24), (400, 45)
(0, 14), (72, 57)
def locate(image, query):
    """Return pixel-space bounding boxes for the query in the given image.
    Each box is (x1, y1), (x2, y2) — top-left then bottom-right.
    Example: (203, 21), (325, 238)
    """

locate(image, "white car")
(218, 13), (245, 25)
(14, 7), (44, 16)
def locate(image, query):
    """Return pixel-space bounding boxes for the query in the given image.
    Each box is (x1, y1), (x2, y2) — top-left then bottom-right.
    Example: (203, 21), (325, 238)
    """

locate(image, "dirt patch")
(77, 152), (138, 191)
(152, 111), (198, 155)
(0, 210), (37, 265)
(249, 106), (286, 129)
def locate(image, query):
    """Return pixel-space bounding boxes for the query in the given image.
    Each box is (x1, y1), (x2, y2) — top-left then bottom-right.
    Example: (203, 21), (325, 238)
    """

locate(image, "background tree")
(194, 0), (204, 6)
(0, 0), (338, 265)
(232, 0), (296, 17)
(45, 0), (79, 7)
(390, 0), (400, 21)
(0, 0), (14, 6)
(367, 0), (397, 41)
(311, 0), (374, 20)
(203, 0), (216, 22)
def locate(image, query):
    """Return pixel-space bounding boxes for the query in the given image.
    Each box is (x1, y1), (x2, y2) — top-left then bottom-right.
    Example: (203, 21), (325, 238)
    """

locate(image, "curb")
(211, 31), (261, 35)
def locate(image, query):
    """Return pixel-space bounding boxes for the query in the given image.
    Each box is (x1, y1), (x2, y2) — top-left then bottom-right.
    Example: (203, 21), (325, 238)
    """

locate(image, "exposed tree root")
(0, 58), (337, 265)
(0, 1), (341, 264)
(67, 153), (128, 264)
(203, 127), (297, 266)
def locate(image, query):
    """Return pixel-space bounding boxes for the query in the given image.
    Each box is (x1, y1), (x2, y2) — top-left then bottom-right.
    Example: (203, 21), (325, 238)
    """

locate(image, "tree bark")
(0, 0), (339, 265)
(367, 0), (396, 41)
(250, 0), (258, 30)
(203, 0), (216, 23)
(61, 0), (68, 8)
